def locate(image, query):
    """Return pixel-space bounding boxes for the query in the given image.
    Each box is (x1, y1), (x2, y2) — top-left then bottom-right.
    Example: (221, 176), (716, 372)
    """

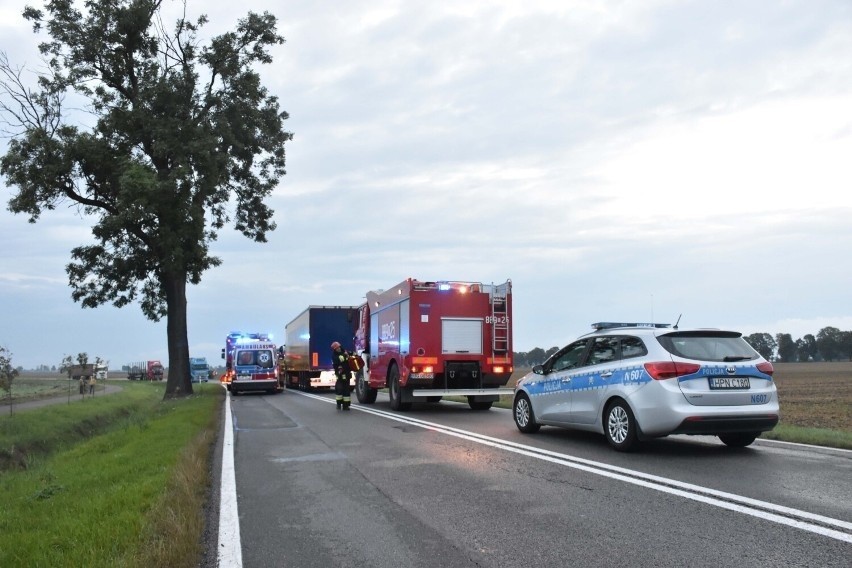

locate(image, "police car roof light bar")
(591, 322), (671, 331)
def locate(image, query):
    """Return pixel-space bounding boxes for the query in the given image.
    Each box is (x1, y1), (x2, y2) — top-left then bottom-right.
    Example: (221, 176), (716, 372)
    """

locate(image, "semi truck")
(354, 278), (514, 411)
(127, 360), (164, 381)
(189, 357), (210, 383)
(220, 331), (279, 394)
(280, 306), (361, 390)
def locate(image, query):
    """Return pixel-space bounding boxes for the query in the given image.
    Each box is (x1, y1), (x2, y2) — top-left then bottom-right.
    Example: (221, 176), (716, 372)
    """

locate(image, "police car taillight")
(756, 361), (774, 376)
(644, 361), (701, 380)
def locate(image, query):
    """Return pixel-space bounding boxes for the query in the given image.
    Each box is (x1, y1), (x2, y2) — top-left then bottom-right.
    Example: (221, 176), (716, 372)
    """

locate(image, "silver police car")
(512, 322), (779, 451)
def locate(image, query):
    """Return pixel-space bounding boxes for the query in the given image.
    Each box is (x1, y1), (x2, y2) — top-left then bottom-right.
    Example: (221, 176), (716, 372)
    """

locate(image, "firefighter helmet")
(331, 341), (341, 350)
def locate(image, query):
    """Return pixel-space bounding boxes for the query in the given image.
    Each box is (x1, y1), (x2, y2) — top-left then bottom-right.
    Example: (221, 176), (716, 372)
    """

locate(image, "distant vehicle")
(512, 322), (779, 451)
(220, 332), (280, 394)
(354, 278), (514, 411)
(281, 306), (361, 390)
(66, 363), (106, 380)
(189, 357), (209, 383)
(126, 360), (164, 381)
(67, 364), (95, 381)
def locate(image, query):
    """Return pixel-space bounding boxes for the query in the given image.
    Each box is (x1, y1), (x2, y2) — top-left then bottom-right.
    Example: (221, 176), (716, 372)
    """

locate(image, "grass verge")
(760, 423), (852, 449)
(0, 381), (222, 567)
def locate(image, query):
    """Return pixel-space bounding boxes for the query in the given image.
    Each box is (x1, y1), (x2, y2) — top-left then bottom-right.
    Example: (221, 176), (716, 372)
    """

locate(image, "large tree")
(0, 1), (292, 398)
(745, 332), (776, 361)
(775, 333), (797, 363)
(816, 326), (842, 362)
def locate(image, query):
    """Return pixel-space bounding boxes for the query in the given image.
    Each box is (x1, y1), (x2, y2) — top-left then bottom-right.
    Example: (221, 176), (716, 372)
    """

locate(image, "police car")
(512, 322), (779, 451)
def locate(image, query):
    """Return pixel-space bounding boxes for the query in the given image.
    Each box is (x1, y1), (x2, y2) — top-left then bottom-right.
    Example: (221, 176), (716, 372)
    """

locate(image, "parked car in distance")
(512, 322), (779, 451)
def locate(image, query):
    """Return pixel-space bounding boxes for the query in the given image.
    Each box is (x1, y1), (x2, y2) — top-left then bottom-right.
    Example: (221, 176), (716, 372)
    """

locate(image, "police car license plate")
(708, 377), (750, 389)
(236, 375), (251, 381)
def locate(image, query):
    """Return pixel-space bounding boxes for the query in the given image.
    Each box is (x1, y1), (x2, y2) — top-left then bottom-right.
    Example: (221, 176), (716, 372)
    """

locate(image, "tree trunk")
(163, 270), (193, 399)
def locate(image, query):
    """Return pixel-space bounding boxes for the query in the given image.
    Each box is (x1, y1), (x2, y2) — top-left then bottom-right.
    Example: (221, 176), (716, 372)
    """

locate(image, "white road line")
(757, 437), (852, 453)
(218, 391), (243, 567)
(296, 391), (852, 544)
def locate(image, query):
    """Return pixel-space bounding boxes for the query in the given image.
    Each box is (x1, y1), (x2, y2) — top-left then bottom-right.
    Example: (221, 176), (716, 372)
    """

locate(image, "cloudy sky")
(1, 0), (851, 370)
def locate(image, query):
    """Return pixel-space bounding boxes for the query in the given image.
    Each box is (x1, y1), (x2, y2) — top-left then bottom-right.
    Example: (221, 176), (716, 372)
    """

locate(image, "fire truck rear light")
(493, 366), (504, 373)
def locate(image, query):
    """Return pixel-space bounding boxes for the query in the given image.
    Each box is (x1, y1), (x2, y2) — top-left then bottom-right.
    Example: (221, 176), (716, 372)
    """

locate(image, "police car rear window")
(656, 332), (759, 362)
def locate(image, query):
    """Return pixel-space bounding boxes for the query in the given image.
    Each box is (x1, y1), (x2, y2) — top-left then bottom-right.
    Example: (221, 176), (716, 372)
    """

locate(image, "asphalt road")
(212, 388), (851, 568)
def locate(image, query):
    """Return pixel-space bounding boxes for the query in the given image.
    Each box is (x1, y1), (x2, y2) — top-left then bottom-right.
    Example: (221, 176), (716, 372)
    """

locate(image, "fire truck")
(354, 278), (514, 411)
(220, 332), (280, 395)
(280, 306), (361, 390)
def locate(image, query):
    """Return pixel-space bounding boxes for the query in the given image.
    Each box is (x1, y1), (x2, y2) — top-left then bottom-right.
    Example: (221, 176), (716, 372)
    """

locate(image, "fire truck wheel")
(426, 396), (442, 403)
(468, 399), (493, 410)
(388, 365), (411, 411)
(355, 372), (378, 404)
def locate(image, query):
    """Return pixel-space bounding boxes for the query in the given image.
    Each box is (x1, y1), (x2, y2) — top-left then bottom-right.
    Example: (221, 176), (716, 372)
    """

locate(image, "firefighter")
(331, 341), (352, 410)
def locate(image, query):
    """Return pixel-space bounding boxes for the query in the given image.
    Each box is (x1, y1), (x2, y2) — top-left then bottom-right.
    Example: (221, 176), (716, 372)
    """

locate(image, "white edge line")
(296, 391), (852, 543)
(217, 390), (243, 567)
(757, 437), (852, 453)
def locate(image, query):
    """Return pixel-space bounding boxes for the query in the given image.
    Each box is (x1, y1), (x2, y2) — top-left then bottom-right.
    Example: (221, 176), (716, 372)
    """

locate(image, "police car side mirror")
(532, 364), (544, 375)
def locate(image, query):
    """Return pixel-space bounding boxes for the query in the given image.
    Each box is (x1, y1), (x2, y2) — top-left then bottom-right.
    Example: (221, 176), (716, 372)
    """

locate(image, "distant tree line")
(744, 327), (852, 363)
(512, 326), (852, 367)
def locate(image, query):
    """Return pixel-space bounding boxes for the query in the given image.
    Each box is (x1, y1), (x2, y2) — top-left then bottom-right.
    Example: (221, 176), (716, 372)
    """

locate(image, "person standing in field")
(331, 341), (352, 411)
(88, 375), (96, 396)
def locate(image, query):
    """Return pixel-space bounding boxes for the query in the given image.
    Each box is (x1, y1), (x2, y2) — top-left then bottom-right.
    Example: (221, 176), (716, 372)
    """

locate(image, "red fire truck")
(354, 278), (514, 411)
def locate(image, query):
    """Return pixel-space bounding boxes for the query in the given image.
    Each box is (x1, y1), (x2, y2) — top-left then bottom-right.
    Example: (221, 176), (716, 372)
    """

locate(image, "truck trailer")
(354, 278), (514, 411)
(281, 306), (361, 390)
(67, 364), (95, 381)
(126, 360), (164, 381)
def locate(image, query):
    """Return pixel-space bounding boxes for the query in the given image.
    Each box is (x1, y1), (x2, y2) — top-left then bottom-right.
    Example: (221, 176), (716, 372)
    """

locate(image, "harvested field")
(773, 362), (852, 432)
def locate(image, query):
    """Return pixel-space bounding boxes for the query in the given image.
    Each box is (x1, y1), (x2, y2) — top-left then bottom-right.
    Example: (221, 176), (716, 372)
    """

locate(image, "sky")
(1, 0), (852, 370)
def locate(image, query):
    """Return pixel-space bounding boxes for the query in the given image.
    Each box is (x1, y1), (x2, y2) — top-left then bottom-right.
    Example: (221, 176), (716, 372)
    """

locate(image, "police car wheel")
(513, 394), (540, 433)
(605, 399), (638, 452)
(718, 432), (758, 448)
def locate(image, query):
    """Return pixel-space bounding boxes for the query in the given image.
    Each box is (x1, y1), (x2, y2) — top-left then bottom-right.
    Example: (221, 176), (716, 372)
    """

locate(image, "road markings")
(296, 390), (852, 544)
(218, 391), (243, 567)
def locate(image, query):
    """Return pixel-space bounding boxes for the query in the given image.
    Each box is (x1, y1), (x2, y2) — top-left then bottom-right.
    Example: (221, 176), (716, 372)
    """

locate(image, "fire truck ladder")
(490, 282), (510, 354)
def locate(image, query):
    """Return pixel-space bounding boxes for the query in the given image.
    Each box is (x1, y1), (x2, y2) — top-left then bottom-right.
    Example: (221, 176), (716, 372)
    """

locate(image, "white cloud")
(2, 0), (852, 366)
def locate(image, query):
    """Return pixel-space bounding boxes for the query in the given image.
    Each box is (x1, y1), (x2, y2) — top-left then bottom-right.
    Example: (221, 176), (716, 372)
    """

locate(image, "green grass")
(0, 381), (164, 469)
(0, 381), (222, 567)
(0, 376), (82, 403)
(761, 423), (852, 449)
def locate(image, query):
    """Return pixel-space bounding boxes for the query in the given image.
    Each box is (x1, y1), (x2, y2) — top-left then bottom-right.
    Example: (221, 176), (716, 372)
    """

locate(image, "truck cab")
(189, 357), (210, 383)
